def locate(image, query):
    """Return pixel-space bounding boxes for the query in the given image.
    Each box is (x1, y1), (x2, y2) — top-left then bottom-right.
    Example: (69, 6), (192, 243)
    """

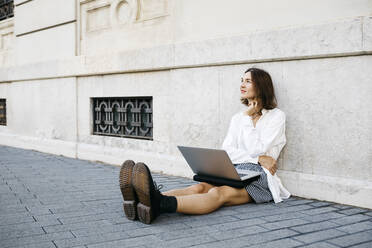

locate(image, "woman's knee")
(188, 183), (212, 194)
(208, 186), (246, 205)
(207, 186), (228, 204)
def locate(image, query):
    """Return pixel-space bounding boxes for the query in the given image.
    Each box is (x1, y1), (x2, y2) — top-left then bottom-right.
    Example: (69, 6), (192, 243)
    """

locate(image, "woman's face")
(240, 71), (256, 99)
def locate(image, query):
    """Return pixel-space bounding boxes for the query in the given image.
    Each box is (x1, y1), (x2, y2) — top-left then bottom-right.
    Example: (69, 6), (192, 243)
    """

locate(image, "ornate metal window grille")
(0, 99), (6, 126)
(0, 0), (14, 21)
(92, 97), (153, 140)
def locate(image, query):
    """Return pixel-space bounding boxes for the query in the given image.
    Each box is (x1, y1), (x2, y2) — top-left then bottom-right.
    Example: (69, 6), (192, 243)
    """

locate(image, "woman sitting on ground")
(119, 67), (290, 224)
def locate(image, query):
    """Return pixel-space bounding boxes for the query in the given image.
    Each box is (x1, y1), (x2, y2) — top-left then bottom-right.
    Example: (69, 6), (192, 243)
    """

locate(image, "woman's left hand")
(258, 155), (277, 175)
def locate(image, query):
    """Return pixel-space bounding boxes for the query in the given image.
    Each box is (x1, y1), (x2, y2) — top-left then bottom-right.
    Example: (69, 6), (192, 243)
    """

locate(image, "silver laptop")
(177, 146), (261, 181)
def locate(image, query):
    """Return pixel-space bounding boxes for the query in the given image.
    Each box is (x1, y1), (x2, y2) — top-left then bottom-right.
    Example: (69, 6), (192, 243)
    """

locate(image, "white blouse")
(222, 108), (290, 203)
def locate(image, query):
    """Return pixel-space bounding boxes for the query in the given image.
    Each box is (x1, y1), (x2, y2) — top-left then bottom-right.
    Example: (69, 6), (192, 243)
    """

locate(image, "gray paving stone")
(233, 203), (278, 213)
(290, 221), (340, 233)
(0, 231), (74, 248)
(49, 203), (98, 214)
(208, 225), (267, 240)
(0, 204), (29, 214)
(364, 212), (372, 217)
(300, 242), (340, 248)
(183, 215), (239, 227)
(242, 238), (303, 248)
(262, 212), (308, 222)
(8, 241), (57, 248)
(191, 239), (251, 248)
(0, 215), (35, 226)
(330, 214), (371, 225)
(328, 230), (372, 247)
(286, 199), (315, 205)
(58, 212), (124, 225)
(152, 225), (216, 241)
(0, 227), (45, 240)
(0, 221), (44, 234)
(149, 234), (216, 248)
(293, 229), (346, 243)
(301, 206), (339, 215)
(259, 218), (310, 230)
(337, 208), (370, 215)
(25, 206), (53, 215)
(60, 234), (161, 248)
(349, 241), (372, 248)
(33, 215), (62, 226)
(309, 202), (333, 207)
(192, 229), (299, 248)
(43, 219), (113, 233)
(75, 222), (183, 238)
(237, 204), (314, 220)
(336, 221), (372, 234)
(303, 212), (347, 222)
(332, 203), (353, 209)
(208, 217), (266, 231)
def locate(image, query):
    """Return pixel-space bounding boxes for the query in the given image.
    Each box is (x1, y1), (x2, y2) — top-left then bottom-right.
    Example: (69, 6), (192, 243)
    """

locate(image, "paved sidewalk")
(1, 146), (372, 248)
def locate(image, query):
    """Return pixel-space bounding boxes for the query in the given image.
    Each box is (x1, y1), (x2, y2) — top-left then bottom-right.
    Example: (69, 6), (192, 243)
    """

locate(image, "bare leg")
(175, 186), (252, 214)
(163, 183), (214, 197)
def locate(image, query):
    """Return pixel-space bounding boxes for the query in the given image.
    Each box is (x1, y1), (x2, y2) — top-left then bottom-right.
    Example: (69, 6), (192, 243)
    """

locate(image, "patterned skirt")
(234, 163), (273, 203)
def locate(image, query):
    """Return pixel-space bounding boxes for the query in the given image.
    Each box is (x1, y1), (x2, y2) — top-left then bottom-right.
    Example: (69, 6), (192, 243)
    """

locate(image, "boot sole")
(132, 162), (154, 224)
(119, 160), (137, 220)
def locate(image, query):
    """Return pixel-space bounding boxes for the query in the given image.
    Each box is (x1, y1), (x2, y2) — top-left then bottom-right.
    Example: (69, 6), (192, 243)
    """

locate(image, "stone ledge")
(278, 170), (372, 209)
(1, 16), (372, 82)
(0, 132), (77, 158)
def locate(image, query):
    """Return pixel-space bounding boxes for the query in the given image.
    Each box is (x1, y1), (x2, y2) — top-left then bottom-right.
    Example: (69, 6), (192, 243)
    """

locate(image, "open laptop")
(177, 146), (261, 188)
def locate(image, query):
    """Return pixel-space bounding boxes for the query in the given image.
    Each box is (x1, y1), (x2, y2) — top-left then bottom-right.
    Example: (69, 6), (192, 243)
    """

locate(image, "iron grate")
(0, 99), (6, 126)
(0, 0), (14, 21)
(92, 97), (153, 140)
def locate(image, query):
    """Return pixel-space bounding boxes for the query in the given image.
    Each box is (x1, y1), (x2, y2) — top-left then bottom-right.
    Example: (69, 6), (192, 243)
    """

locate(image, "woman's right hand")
(258, 155), (277, 175)
(245, 100), (258, 116)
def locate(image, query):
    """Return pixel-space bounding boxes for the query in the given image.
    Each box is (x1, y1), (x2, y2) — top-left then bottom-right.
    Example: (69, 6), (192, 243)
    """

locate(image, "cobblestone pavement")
(1, 145), (372, 248)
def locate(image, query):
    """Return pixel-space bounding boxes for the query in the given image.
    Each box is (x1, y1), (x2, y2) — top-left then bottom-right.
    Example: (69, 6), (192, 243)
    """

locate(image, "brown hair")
(240, 67), (277, 109)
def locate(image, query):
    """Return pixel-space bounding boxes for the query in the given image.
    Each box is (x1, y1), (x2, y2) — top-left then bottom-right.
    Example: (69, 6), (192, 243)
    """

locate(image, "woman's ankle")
(159, 194), (178, 213)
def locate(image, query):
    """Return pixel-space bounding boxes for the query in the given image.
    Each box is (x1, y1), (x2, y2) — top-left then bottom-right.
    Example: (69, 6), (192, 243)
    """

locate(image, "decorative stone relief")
(138, 0), (167, 20)
(87, 4), (111, 32)
(0, 19), (13, 51)
(1, 32), (12, 50)
(110, 0), (139, 26)
(78, 0), (169, 55)
(80, 0), (168, 33)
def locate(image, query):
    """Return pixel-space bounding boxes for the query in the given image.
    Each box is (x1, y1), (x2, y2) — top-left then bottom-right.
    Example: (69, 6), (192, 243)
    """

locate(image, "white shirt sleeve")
(251, 111), (286, 159)
(222, 116), (259, 164)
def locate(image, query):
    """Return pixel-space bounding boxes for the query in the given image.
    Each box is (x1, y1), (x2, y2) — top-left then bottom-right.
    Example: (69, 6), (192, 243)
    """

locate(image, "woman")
(119, 67), (290, 224)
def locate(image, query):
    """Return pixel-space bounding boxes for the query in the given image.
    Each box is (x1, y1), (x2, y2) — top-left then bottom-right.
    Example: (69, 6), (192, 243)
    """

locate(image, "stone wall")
(0, 0), (372, 208)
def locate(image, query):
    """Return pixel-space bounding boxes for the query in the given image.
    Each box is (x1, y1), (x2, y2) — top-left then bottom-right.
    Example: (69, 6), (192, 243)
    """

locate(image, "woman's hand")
(245, 99), (261, 116)
(258, 155), (277, 175)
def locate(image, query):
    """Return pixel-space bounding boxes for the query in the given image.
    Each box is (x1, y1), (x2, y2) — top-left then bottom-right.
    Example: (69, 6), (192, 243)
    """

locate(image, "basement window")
(0, 0), (14, 21)
(92, 97), (153, 140)
(0, 99), (6, 126)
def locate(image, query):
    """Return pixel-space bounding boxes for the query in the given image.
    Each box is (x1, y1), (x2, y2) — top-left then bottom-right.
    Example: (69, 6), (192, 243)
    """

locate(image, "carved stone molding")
(110, 0), (139, 26)
(138, 0), (168, 21)
(80, 0), (168, 33)
(0, 18), (13, 51)
(78, 0), (169, 55)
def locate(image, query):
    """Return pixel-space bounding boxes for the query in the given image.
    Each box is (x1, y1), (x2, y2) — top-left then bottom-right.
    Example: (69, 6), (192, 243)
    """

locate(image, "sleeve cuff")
(250, 156), (259, 164)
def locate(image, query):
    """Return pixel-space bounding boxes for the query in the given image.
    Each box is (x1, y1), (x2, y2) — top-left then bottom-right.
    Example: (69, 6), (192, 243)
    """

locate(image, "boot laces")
(154, 182), (163, 192)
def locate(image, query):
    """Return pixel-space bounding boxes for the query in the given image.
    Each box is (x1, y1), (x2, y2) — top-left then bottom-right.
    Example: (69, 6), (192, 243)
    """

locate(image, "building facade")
(0, 0), (372, 208)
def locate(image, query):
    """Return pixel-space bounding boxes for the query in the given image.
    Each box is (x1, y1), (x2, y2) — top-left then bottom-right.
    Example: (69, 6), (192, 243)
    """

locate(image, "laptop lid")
(177, 146), (260, 181)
